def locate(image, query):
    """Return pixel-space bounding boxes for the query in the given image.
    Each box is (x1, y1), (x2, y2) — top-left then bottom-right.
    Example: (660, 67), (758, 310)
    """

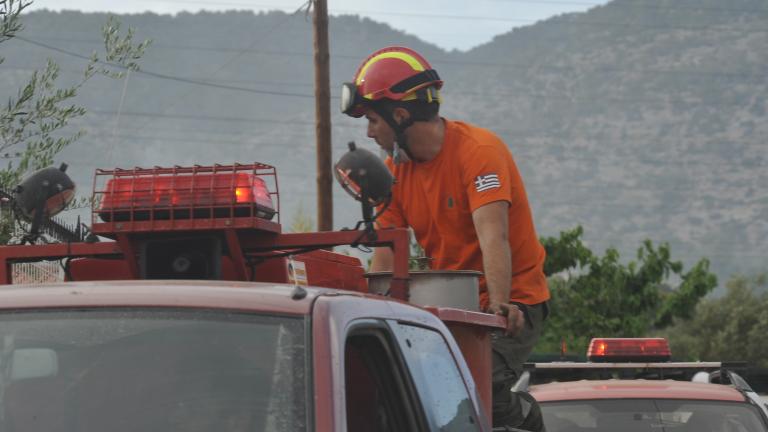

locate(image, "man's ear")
(392, 106), (411, 125)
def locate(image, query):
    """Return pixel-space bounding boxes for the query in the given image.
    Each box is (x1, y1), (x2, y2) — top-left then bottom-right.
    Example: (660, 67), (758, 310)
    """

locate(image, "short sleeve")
(461, 140), (514, 212)
(375, 195), (406, 228)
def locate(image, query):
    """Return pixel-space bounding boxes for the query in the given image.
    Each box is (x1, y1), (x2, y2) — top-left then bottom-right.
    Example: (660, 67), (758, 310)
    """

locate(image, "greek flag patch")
(474, 173), (501, 192)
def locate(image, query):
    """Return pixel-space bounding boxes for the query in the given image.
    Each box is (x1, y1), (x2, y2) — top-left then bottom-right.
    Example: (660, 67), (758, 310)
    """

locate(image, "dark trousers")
(491, 302), (548, 431)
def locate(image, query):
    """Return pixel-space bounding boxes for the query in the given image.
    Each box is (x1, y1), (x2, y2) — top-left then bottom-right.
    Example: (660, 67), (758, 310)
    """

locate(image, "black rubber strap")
(390, 69), (441, 94)
(371, 105), (416, 161)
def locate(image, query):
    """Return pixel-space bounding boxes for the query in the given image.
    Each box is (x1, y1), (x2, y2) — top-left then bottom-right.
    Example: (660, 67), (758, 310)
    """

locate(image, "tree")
(537, 226), (718, 354)
(0, 0), (150, 243)
(289, 203), (315, 233)
(660, 273), (768, 367)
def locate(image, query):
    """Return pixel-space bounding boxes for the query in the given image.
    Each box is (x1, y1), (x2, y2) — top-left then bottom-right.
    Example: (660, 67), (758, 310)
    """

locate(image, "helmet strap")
(372, 105), (416, 162)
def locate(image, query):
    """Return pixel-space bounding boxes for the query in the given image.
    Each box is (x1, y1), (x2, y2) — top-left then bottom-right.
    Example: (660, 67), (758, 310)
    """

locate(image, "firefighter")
(341, 46), (550, 431)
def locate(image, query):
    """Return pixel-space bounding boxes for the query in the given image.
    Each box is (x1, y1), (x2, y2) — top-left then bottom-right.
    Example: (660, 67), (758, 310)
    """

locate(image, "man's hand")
(487, 301), (524, 336)
(473, 201), (518, 334)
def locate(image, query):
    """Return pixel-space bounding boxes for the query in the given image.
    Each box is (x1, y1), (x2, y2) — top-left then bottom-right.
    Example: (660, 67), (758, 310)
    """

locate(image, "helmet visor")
(340, 82), (366, 118)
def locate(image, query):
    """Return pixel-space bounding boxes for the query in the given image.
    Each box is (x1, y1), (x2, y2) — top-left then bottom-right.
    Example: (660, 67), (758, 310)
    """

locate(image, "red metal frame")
(93, 217), (282, 237)
(236, 229), (411, 300)
(2, 162), (411, 298)
(0, 228), (412, 299)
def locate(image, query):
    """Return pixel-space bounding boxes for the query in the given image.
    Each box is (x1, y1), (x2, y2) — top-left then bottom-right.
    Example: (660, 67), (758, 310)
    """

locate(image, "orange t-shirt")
(377, 119), (549, 309)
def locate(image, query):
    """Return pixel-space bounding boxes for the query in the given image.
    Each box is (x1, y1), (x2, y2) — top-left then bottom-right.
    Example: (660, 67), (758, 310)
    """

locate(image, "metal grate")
(11, 261), (64, 284)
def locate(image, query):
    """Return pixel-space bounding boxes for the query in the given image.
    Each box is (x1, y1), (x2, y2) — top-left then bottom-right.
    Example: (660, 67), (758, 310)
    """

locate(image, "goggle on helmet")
(341, 46), (443, 118)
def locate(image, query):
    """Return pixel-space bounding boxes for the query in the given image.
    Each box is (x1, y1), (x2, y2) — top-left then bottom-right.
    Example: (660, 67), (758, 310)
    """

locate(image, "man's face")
(365, 109), (396, 156)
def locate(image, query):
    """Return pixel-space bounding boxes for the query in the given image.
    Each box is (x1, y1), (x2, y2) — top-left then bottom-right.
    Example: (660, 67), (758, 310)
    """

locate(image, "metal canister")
(364, 270), (482, 311)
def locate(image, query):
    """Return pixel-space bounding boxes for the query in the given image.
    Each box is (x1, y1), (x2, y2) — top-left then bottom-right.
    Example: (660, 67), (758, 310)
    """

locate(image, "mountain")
(0, 2), (765, 287)
(451, 0), (768, 284)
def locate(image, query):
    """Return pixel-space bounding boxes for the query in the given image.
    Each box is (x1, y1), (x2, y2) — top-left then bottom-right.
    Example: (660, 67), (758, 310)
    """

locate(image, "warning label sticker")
(287, 259), (308, 286)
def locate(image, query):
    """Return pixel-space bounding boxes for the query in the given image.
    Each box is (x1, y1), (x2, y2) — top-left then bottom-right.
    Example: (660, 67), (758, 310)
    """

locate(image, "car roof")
(530, 379), (746, 402)
(0, 280), (357, 315)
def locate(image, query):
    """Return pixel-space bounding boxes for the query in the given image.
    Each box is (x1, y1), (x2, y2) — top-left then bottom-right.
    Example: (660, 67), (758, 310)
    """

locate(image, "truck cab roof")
(0, 280), (332, 315)
(531, 379), (747, 402)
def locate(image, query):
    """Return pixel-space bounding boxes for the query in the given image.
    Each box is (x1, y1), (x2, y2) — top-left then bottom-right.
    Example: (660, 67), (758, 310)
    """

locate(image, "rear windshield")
(0, 309), (307, 432)
(541, 399), (768, 432)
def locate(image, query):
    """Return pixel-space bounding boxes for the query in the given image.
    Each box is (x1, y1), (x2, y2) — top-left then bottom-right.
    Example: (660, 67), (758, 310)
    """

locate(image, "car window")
(345, 331), (418, 432)
(390, 322), (480, 432)
(0, 309), (307, 432)
(540, 399), (768, 432)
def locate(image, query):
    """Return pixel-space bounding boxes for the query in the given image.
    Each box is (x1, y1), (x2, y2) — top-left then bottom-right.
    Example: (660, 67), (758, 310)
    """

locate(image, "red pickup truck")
(0, 160), (507, 432)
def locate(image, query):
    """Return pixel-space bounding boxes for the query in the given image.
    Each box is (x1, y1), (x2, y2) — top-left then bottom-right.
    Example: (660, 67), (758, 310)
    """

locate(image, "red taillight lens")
(587, 338), (671, 362)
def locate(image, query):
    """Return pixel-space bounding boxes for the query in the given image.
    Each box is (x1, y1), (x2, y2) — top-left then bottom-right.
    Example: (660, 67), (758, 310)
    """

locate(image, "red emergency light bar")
(587, 338), (671, 362)
(94, 164), (278, 224)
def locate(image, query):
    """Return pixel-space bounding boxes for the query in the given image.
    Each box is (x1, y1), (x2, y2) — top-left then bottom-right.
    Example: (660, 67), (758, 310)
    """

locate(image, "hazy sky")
(26, 0), (612, 51)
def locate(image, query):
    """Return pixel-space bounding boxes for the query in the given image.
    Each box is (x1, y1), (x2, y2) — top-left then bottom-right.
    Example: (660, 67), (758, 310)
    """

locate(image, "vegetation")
(537, 226), (718, 354)
(288, 203), (315, 233)
(660, 273), (768, 367)
(0, 0), (149, 244)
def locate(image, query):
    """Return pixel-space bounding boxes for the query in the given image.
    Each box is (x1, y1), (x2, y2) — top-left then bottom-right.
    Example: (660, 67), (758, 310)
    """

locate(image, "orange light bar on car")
(587, 338), (671, 362)
(99, 172), (275, 221)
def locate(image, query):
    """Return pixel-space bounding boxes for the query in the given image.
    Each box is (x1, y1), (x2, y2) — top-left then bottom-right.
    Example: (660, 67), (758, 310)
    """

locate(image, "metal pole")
(313, 0), (333, 231)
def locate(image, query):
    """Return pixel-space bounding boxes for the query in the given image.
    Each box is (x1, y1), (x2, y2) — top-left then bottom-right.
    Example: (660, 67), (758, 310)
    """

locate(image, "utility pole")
(312, 0), (333, 231)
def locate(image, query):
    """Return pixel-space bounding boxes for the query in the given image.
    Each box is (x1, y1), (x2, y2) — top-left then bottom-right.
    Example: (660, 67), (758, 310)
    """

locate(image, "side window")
(391, 322), (480, 431)
(344, 327), (421, 432)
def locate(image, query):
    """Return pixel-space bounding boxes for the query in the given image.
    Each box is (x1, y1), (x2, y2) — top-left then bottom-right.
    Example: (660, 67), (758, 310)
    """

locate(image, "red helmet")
(341, 46), (443, 118)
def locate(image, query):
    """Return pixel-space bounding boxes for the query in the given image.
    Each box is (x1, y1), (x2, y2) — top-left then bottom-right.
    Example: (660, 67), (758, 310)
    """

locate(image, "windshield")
(541, 399), (768, 432)
(0, 309), (307, 432)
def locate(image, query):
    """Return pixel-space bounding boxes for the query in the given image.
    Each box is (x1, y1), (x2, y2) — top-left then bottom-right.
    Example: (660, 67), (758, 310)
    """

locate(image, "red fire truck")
(0, 149), (511, 431)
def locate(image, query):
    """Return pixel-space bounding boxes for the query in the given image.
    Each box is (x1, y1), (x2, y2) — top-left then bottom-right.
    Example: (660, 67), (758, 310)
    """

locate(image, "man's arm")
(472, 200), (524, 336)
(369, 246), (394, 272)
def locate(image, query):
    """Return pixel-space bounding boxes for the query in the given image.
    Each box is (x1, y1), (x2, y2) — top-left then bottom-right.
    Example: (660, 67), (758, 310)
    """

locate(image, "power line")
(88, 108), (314, 125)
(3, 47), (762, 109)
(14, 35), (768, 81)
(0, 64), (320, 86)
(13, 36), (319, 98)
(6, 36), (764, 168)
(85, 129), (298, 147)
